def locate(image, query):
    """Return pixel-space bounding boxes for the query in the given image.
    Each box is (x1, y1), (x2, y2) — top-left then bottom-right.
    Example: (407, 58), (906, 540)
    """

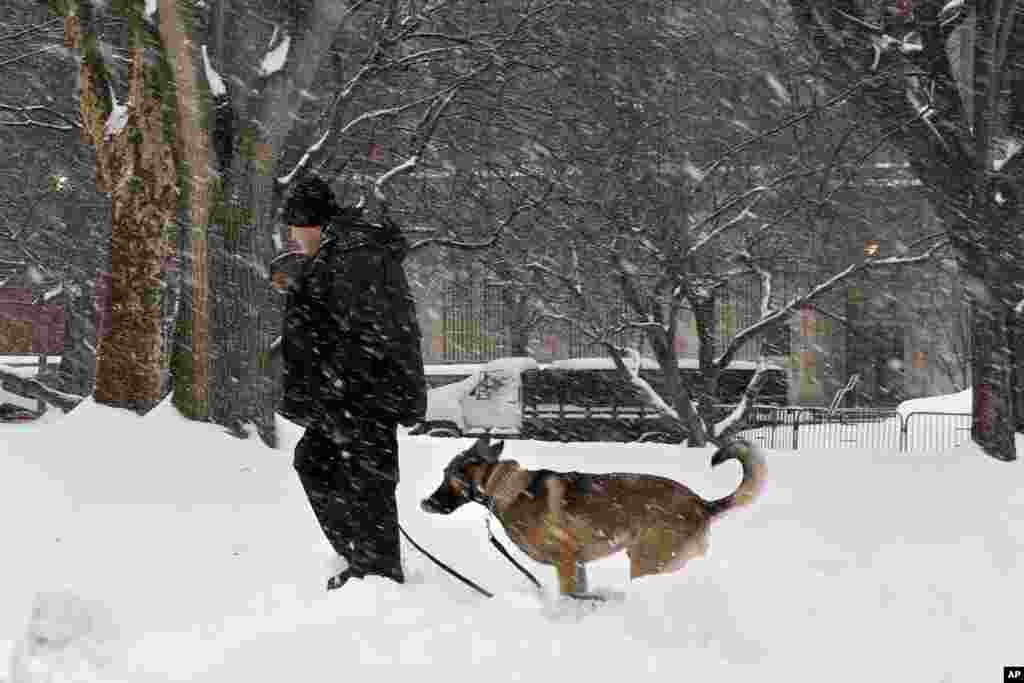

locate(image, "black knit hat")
(282, 175), (338, 226)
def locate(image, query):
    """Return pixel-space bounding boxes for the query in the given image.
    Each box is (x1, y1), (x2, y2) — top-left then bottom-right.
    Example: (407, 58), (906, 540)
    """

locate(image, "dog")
(421, 436), (766, 598)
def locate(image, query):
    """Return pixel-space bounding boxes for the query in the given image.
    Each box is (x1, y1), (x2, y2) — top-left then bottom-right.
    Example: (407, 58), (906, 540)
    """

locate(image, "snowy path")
(1, 398), (1021, 681)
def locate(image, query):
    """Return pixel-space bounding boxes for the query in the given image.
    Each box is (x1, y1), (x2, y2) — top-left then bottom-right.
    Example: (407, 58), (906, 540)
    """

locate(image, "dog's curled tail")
(705, 439), (767, 517)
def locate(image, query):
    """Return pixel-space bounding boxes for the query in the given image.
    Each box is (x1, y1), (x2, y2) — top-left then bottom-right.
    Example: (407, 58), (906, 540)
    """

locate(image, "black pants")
(293, 423), (403, 582)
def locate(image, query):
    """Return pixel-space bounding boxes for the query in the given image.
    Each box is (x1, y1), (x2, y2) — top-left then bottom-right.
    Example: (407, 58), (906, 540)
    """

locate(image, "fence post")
(36, 353), (47, 413)
(899, 412), (908, 453)
(792, 409), (800, 450)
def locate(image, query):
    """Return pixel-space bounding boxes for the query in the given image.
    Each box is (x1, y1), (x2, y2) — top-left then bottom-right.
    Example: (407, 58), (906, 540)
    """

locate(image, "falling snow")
(763, 72), (791, 105)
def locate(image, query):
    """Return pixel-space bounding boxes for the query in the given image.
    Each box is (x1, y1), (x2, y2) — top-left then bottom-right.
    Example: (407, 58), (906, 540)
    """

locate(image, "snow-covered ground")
(1, 397), (1021, 682)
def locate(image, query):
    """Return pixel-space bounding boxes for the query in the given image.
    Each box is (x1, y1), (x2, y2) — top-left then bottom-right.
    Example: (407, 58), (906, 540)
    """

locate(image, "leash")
(486, 510), (544, 593)
(397, 515), (545, 598)
(398, 523), (494, 598)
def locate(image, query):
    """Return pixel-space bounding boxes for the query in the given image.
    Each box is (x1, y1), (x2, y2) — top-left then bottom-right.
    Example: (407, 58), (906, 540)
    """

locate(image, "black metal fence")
(734, 406), (973, 453)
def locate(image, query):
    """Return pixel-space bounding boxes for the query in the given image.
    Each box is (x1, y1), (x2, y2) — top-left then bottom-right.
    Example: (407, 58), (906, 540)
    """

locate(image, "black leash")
(486, 511), (544, 592)
(398, 517), (545, 598)
(398, 523), (494, 598)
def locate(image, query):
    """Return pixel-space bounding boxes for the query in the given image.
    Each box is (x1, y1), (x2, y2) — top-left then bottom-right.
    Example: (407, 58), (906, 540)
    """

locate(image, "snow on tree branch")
(374, 155), (420, 203)
(697, 73), (883, 184)
(0, 366), (83, 413)
(606, 346), (680, 422)
(0, 17), (61, 43)
(277, 129), (330, 186)
(733, 250), (773, 319)
(374, 88), (457, 204)
(715, 235), (950, 368)
(279, 85), (460, 185)
(201, 45), (226, 97)
(527, 260), (583, 298)
(686, 187), (768, 259)
(258, 34), (290, 78)
(408, 197), (541, 252)
(0, 104), (79, 131)
(713, 358), (770, 439)
(102, 85), (128, 140)
(0, 47), (51, 70)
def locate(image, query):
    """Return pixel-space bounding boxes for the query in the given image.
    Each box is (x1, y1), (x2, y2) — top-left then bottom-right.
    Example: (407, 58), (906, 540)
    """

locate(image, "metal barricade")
(729, 405), (974, 453)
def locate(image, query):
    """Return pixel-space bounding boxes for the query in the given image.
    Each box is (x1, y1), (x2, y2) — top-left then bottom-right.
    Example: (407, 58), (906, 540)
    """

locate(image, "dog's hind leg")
(627, 527), (680, 580)
(629, 528), (706, 579)
(569, 563), (609, 601)
(628, 551), (659, 580)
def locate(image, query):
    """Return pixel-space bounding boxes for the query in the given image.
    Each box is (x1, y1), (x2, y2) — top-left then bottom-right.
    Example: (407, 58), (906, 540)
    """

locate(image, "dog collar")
(480, 462), (531, 509)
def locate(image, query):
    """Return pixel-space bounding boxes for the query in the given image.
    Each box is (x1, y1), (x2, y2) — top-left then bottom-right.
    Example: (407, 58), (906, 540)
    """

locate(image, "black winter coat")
(279, 213), (427, 439)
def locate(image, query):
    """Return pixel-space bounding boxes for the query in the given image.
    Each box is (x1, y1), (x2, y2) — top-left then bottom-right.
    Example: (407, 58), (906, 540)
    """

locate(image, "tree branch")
(374, 88), (458, 203)
(697, 70), (893, 184)
(0, 367), (83, 413)
(716, 235), (950, 368)
(0, 104), (80, 131)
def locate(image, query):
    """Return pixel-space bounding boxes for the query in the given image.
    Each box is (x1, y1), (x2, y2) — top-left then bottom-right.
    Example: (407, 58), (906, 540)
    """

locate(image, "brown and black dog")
(421, 436), (766, 598)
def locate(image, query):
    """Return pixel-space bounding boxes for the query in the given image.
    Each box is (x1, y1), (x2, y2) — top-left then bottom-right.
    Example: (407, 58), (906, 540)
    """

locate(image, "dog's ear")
(491, 440), (506, 459)
(474, 435), (491, 457)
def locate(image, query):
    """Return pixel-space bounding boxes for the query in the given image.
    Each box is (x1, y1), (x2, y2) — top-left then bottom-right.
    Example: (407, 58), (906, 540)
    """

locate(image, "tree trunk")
(967, 284), (1018, 459)
(93, 163), (168, 411)
(656, 342), (707, 446)
(245, 143), (284, 446)
(85, 45), (177, 410)
(689, 295), (720, 445)
(505, 289), (531, 356)
(63, 8), (178, 413)
(205, 128), (279, 442)
(950, 180), (1021, 460)
(57, 283), (97, 396)
(160, 0), (210, 420)
(1012, 308), (1024, 433)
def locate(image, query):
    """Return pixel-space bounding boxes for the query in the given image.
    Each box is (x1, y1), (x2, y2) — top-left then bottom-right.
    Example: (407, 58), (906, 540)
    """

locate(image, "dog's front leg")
(543, 477), (591, 598)
(556, 546), (582, 596)
(573, 560), (589, 596)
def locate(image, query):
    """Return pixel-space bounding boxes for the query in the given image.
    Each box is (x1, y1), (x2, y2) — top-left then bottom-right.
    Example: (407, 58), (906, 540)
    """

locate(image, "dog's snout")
(422, 496), (453, 514)
(421, 487), (463, 514)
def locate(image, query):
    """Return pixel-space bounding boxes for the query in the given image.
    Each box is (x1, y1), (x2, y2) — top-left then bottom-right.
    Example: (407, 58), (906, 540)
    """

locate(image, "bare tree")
(500, 0), (952, 445)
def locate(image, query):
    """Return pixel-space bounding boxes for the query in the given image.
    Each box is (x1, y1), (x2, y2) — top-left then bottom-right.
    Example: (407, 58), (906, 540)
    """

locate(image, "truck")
(414, 356), (788, 443)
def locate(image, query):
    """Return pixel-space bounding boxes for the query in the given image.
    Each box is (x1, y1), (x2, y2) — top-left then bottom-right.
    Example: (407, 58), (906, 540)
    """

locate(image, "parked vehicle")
(424, 363), (478, 389)
(411, 356), (788, 443)
(0, 402), (39, 422)
(414, 357), (536, 437)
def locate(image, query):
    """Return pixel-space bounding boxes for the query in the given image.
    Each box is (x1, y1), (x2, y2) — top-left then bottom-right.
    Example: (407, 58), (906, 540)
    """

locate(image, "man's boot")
(327, 567), (364, 591)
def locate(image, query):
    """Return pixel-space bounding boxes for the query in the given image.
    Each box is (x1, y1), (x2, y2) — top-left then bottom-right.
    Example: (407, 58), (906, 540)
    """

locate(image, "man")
(278, 175), (427, 590)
